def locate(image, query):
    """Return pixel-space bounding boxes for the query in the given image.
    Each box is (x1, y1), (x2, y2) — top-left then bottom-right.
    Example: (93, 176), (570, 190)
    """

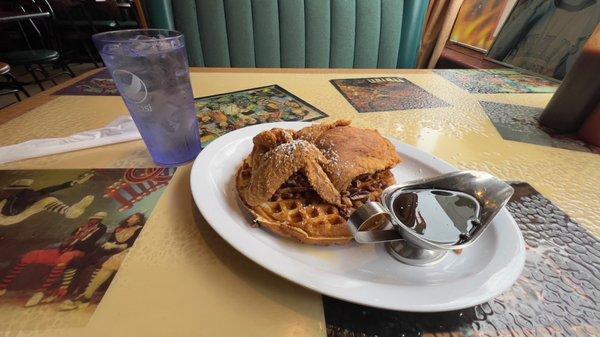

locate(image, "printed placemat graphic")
(330, 77), (449, 113)
(195, 85), (328, 145)
(53, 69), (118, 96)
(436, 69), (559, 94)
(481, 101), (599, 154)
(323, 182), (600, 337)
(0, 168), (174, 332)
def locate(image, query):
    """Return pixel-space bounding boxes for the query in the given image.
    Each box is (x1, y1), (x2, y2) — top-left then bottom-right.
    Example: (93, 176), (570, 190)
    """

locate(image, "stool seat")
(0, 61), (30, 102)
(0, 49), (59, 65)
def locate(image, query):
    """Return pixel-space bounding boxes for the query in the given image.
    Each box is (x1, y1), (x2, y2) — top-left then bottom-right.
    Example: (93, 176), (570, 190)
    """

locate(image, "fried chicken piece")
(314, 125), (401, 193)
(241, 139), (341, 207)
(248, 128), (295, 168)
(295, 120), (350, 143)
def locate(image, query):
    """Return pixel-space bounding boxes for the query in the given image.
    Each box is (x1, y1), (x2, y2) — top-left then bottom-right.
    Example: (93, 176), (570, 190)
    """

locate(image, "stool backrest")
(5, 0), (57, 52)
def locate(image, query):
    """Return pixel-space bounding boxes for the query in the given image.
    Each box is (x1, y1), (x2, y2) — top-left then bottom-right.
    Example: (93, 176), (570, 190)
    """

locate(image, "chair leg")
(14, 92), (21, 102)
(60, 60), (76, 78)
(83, 42), (100, 68)
(25, 65), (45, 91)
(4, 73), (30, 97)
(37, 64), (58, 85)
(19, 84), (30, 97)
(66, 64), (76, 77)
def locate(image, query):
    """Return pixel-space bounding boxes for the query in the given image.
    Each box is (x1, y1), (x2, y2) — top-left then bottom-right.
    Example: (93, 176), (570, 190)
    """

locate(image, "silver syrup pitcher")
(347, 171), (514, 266)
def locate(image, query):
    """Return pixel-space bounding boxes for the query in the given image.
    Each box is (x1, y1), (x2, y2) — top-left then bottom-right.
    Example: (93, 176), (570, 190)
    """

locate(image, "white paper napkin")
(0, 116), (141, 164)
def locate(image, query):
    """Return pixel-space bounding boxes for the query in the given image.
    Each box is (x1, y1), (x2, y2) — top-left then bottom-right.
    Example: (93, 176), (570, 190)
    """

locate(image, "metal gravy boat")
(347, 171), (514, 266)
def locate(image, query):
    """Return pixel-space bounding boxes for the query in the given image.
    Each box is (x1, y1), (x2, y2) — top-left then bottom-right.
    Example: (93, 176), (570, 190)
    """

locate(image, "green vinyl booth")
(144, 0), (429, 68)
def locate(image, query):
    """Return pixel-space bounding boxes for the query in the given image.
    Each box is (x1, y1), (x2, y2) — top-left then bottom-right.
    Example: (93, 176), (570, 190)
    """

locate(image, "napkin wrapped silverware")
(0, 116), (141, 164)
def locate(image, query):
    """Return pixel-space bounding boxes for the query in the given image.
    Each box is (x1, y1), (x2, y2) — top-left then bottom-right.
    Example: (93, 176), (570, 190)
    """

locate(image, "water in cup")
(94, 30), (202, 166)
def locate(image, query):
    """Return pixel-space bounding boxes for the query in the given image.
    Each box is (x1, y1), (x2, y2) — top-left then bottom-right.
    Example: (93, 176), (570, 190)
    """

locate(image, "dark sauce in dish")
(392, 189), (480, 245)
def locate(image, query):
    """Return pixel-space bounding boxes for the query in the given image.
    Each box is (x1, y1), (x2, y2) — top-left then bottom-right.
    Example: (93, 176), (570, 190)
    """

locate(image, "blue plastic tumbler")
(93, 29), (201, 166)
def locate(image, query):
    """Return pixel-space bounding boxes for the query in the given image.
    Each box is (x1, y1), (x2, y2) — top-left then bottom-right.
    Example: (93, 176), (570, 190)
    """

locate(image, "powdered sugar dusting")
(268, 140), (311, 157)
(263, 139), (313, 169)
(321, 147), (340, 164)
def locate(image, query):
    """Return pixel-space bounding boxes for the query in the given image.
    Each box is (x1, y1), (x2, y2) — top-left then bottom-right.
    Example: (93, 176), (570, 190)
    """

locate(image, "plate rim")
(190, 121), (526, 312)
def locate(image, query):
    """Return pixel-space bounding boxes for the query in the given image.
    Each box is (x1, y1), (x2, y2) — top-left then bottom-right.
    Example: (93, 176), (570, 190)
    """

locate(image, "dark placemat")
(330, 77), (449, 113)
(53, 69), (118, 96)
(195, 85), (328, 145)
(435, 69), (558, 94)
(480, 101), (600, 154)
(324, 182), (600, 337)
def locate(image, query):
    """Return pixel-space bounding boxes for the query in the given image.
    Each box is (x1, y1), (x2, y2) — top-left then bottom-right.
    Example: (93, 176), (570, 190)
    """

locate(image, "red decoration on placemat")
(104, 168), (175, 211)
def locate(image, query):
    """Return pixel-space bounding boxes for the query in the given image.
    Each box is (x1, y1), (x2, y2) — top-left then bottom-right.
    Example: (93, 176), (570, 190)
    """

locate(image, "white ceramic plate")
(190, 122), (525, 312)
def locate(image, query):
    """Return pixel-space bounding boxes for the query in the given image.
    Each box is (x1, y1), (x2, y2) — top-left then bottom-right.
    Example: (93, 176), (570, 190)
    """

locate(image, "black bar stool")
(0, 61), (30, 102)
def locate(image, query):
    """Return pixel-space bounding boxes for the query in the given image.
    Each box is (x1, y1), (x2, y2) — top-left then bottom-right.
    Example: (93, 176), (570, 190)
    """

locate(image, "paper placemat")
(53, 69), (118, 96)
(195, 85), (328, 144)
(0, 168), (174, 332)
(330, 77), (449, 112)
(436, 69), (558, 94)
(480, 101), (600, 154)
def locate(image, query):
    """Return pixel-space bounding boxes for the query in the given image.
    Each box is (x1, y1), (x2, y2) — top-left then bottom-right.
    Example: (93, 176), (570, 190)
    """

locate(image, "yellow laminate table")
(0, 68), (598, 337)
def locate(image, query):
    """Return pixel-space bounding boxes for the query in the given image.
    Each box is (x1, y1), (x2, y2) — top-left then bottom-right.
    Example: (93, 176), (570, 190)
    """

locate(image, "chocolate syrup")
(392, 189), (480, 245)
